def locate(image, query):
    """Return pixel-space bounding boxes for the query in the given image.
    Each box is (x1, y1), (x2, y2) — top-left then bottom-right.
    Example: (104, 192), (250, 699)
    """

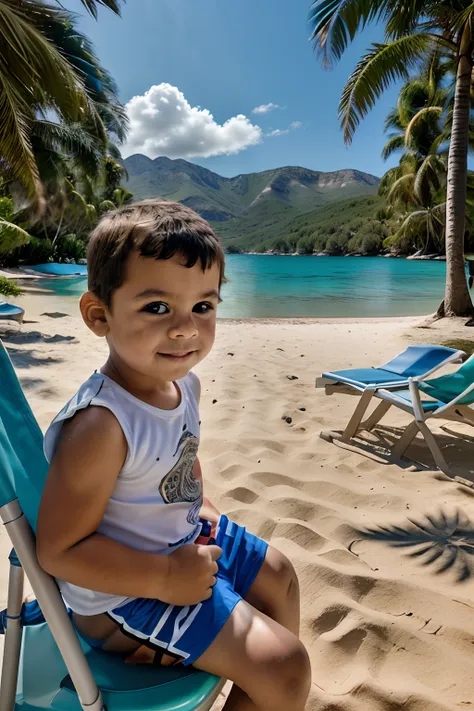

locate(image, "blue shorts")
(96, 516), (268, 666)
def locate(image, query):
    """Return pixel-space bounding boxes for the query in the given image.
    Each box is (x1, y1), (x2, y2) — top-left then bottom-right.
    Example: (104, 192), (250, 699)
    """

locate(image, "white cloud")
(122, 83), (262, 159)
(266, 121), (303, 138)
(252, 102), (280, 114)
(267, 128), (289, 137)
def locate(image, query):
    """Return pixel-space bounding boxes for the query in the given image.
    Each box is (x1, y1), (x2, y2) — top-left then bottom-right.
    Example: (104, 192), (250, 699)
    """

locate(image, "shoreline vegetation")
(226, 249), (447, 260)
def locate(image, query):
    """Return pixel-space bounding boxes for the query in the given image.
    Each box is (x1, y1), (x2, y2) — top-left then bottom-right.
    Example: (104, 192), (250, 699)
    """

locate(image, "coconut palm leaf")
(384, 106), (403, 132)
(405, 105), (443, 149)
(79, 0), (123, 18)
(0, 0), (98, 198)
(378, 166), (401, 196)
(387, 172), (415, 205)
(96, 102), (128, 143)
(0, 218), (31, 254)
(32, 6), (126, 140)
(397, 77), (430, 124)
(381, 134), (405, 160)
(414, 153), (445, 201)
(309, 0), (379, 67)
(448, 3), (474, 35)
(0, 1), (89, 120)
(339, 34), (434, 143)
(0, 71), (41, 202)
(106, 141), (123, 161)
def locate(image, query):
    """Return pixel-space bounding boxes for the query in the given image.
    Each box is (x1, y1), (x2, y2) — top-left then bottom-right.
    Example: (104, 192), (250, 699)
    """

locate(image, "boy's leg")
(193, 599), (311, 711)
(243, 545), (300, 636)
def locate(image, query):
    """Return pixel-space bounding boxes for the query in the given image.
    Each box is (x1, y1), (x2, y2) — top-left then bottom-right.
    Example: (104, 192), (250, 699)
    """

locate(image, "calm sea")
(32, 255), (449, 319)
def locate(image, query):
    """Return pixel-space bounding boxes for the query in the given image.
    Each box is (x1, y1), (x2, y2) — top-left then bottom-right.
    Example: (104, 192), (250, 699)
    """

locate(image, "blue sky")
(68, 0), (402, 178)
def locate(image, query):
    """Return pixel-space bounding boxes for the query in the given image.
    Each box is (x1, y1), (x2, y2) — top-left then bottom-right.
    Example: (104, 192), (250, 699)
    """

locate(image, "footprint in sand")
(226, 486), (259, 504)
(250, 471), (302, 489)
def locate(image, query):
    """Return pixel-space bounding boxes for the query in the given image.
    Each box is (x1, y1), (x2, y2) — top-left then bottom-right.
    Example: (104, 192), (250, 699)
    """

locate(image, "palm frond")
(384, 106), (404, 132)
(0, 0), (107, 200)
(405, 105), (443, 148)
(107, 141), (123, 161)
(79, 0), (123, 18)
(387, 172), (415, 206)
(0, 71), (41, 200)
(309, 0), (383, 67)
(0, 1), (88, 122)
(339, 34), (434, 143)
(378, 165), (401, 196)
(382, 134), (405, 160)
(448, 3), (474, 36)
(0, 218), (31, 255)
(414, 153), (445, 202)
(384, 0), (434, 39)
(397, 78), (429, 124)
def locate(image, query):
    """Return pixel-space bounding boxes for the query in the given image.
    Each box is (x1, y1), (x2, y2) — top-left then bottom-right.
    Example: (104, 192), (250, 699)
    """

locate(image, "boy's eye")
(193, 302), (214, 315)
(142, 302), (169, 315)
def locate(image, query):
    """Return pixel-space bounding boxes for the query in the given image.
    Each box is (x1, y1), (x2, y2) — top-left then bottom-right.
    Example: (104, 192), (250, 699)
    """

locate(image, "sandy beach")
(2, 289), (474, 710)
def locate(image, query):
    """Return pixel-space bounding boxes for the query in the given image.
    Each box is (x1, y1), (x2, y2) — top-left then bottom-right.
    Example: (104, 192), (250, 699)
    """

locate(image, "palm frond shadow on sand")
(356, 510), (474, 582)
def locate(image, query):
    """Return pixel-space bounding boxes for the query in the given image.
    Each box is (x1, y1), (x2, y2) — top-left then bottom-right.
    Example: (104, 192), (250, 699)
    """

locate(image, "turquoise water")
(31, 255), (449, 318)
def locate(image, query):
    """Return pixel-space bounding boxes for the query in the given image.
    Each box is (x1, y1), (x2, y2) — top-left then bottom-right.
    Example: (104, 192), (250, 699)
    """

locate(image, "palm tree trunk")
(442, 29), (474, 317)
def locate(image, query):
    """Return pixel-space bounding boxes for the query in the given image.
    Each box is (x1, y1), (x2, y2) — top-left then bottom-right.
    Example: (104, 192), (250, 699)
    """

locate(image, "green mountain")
(123, 155), (380, 251)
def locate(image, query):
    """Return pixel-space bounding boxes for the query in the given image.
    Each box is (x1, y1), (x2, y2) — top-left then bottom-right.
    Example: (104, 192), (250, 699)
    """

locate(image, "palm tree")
(102, 156), (128, 200)
(0, 0), (125, 203)
(309, 0), (474, 317)
(382, 57), (448, 164)
(380, 63), (449, 253)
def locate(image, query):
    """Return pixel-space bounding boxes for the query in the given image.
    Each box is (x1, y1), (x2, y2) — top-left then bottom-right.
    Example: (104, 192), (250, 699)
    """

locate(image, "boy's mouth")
(158, 350), (196, 361)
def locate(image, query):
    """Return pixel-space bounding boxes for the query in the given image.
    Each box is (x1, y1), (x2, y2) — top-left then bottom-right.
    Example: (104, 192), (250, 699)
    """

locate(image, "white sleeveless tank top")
(43, 371), (202, 615)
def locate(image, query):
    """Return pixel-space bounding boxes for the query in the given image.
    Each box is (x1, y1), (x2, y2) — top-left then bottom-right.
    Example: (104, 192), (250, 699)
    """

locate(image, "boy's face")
(83, 251), (220, 385)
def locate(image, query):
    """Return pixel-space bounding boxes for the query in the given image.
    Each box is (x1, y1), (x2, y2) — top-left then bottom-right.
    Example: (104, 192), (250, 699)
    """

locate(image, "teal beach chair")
(317, 344), (464, 444)
(0, 339), (225, 711)
(321, 354), (474, 476)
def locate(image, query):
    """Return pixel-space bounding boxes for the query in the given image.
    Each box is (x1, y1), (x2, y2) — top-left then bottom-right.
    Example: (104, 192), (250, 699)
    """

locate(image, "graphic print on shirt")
(159, 430), (202, 529)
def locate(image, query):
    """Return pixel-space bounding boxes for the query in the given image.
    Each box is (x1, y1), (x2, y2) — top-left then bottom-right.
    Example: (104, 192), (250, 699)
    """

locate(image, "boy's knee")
(265, 639), (311, 709)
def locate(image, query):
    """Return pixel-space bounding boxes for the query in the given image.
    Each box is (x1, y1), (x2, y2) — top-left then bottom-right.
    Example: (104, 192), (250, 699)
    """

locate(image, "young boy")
(36, 200), (311, 711)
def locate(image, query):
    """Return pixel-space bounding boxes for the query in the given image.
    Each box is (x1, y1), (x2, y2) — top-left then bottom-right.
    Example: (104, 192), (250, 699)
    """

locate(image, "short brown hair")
(87, 200), (226, 307)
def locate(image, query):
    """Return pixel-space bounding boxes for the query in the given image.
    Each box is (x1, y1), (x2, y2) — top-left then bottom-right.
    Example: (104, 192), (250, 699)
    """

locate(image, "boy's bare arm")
(193, 457), (220, 523)
(37, 407), (221, 605)
(193, 381), (220, 522)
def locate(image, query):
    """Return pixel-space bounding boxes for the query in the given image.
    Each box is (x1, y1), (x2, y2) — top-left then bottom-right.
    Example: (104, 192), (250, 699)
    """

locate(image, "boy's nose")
(168, 317), (198, 339)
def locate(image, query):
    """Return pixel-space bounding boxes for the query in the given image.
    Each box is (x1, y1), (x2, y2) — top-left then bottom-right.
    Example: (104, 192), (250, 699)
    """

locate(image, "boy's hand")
(163, 544), (222, 605)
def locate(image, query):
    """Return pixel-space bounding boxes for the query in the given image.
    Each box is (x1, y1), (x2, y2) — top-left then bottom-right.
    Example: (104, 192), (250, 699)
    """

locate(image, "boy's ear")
(80, 291), (110, 337)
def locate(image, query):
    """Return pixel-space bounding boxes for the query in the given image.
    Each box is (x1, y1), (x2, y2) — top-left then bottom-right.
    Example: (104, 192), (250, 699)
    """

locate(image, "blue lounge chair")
(0, 302), (24, 324)
(317, 345), (464, 443)
(368, 354), (474, 475)
(0, 338), (225, 711)
(320, 353), (474, 477)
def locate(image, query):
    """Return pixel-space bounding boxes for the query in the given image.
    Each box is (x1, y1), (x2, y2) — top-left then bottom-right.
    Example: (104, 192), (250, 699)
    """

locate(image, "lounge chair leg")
(392, 421), (419, 459)
(417, 421), (451, 475)
(0, 500), (105, 711)
(341, 389), (375, 443)
(0, 550), (24, 711)
(361, 401), (392, 431)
